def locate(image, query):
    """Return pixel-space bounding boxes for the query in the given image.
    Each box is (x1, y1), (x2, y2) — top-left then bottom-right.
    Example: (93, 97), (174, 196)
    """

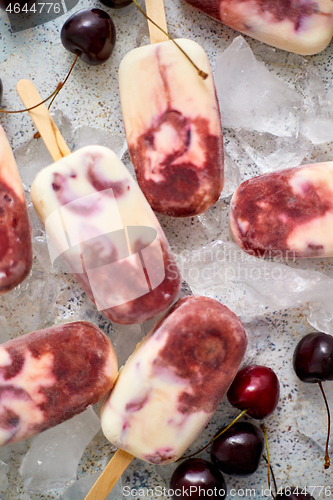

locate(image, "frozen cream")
(230, 162), (333, 258)
(30, 145), (181, 324)
(0, 125), (32, 293)
(0, 321), (117, 446)
(185, 0), (333, 55)
(100, 296), (247, 464)
(119, 38), (224, 217)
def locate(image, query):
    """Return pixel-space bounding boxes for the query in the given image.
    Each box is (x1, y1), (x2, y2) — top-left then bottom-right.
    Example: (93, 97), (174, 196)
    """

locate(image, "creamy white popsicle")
(31, 145), (181, 324)
(0, 321), (117, 446)
(185, 0), (333, 55)
(100, 296), (247, 464)
(230, 162), (333, 258)
(0, 125), (32, 292)
(119, 14), (224, 217)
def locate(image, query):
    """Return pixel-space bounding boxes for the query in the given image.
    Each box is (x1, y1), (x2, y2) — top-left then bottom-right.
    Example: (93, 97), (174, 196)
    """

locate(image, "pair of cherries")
(171, 331), (333, 500)
(170, 364), (279, 500)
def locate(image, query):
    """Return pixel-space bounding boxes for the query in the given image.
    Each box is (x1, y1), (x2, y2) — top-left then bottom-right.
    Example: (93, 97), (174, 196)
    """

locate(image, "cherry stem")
(47, 53), (79, 112)
(262, 454), (278, 499)
(176, 408), (248, 461)
(0, 53), (78, 116)
(131, 0), (208, 80)
(261, 424), (276, 500)
(0, 84), (62, 114)
(318, 380), (330, 470)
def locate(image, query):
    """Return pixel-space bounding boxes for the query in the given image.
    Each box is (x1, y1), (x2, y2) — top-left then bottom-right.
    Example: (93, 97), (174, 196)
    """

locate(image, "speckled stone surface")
(1, 1), (333, 499)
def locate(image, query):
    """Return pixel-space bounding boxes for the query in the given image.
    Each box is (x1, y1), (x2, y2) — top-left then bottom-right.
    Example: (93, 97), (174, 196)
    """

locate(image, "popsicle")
(17, 80), (181, 325)
(118, 0), (224, 217)
(0, 321), (117, 446)
(229, 162), (333, 259)
(101, 295), (247, 462)
(184, 0), (333, 55)
(0, 125), (32, 293)
(84, 296), (247, 500)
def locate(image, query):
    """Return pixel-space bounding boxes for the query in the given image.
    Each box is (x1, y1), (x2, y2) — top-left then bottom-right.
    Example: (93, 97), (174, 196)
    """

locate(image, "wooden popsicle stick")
(145, 0), (168, 44)
(16, 79), (71, 162)
(84, 449), (134, 500)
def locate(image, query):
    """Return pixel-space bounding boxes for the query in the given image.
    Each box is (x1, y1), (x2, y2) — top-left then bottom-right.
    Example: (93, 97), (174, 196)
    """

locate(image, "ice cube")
(109, 322), (145, 367)
(179, 240), (333, 321)
(234, 130), (308, 173)
(222, 153), (241, 197)
(215, 37), (301, 137)
(61, 474), (123, 500)
(308, 301), (333, 336)
(19, 408), (101, 493)
(72, 126), (127, 159)
(297, 65), (333, 144)
(0, 460), (9, 492)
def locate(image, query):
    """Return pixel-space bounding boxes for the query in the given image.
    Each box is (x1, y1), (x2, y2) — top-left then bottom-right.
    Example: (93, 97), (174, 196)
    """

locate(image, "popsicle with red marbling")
(229, 162), (333, 259)
(184, 0), (333, 55)
(0, 125), (32, 293)
(30, 145), (181, 325)
(0, 321), (117, 446)
(100, 296), (247, 464)
(119, 7), (224, 217)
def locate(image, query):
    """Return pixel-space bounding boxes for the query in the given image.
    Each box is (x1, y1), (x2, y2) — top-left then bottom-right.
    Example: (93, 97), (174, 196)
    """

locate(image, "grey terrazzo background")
(1, 0), (333, 499)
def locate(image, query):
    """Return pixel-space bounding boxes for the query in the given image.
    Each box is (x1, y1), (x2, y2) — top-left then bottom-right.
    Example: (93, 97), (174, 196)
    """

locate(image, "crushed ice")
(215, 36), (301, 137)
(19, 408), (101, 493)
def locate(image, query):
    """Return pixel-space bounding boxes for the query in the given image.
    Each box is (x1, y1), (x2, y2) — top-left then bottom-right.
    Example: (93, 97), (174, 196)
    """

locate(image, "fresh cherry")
(170, 458), (227, 500)
(293, 332), (333, 469)
(227, 365), (280, 419)
(277, 487), (315, 500)
(99, 0), (132, 8)
(210, 421), (264, 476)
(61, 9), (116, 66)
(293, 332), (333, 382)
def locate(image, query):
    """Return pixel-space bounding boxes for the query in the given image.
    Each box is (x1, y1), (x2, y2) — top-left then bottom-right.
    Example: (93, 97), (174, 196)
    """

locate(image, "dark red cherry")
(210, 421), (264, 476)
(293, 332), (333, 383)
(99, 0), (132, 8)
(293, 332), (333, 469)
(61, 9), (116, 66)
(227, 365), (280, 419)
(170, 458), (227, 500)
(277, 487), (315, 500)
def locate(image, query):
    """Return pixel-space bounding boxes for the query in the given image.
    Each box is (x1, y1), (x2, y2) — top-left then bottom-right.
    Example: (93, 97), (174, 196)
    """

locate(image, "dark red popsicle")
(0, 321), (117, 446)
(0, 125), (32, 293)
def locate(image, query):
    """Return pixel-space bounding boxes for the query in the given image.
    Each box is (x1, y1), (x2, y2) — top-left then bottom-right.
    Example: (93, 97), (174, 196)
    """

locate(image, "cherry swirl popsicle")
(0, 125), (32, 292)
(17, 80), (181, 325)
(229, 162), (333, 259)
(119, 0), (224, 217)
(184, 0), (333, 55)
(0, 321), (117, 446)
(100, 296), (247, 464)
